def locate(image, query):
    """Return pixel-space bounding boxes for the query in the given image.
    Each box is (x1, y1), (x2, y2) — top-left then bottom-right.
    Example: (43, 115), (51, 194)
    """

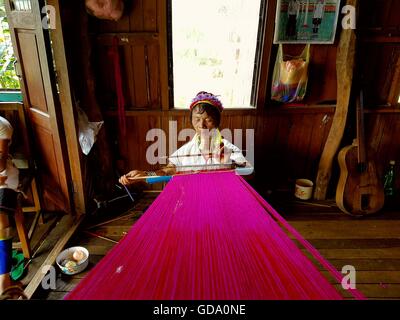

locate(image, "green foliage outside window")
(0, 2), (20, 90)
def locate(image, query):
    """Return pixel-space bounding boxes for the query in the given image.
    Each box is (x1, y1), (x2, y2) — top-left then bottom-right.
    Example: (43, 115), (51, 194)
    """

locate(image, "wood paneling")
(255, 109), (333, 191)
(17, 31), (48, 114)
(90, 0), (161, 111)
(365, 113), (400, 204)
(61, 0), (400, 203)
(360, 44), (400, 106)
(273, 44), (338, 105)
(31, 123), (69, 209)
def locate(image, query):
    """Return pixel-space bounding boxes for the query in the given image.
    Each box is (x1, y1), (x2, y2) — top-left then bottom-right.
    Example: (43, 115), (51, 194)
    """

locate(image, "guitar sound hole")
(361, 194), (369, 210)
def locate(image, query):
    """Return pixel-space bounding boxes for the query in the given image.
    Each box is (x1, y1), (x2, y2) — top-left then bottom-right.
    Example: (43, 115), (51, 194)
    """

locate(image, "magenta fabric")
(65, 172), (361, 300)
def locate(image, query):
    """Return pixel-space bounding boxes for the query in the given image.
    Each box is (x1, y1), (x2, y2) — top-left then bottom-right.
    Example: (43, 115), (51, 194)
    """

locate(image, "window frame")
(166, 0), (270, 111)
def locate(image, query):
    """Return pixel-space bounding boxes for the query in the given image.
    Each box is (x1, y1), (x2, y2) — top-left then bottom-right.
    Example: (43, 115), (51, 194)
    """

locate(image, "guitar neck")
(356, 89), (367, 166)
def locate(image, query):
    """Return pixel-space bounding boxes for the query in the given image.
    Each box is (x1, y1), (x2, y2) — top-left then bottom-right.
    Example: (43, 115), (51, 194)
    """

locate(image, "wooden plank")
(83, 230), (120, 244)
(308, 255), (400, 271)
(314, 0), (358, 200)
(307, 238), (400, 249)
(23, 215), (84, 299)
(321, 271), (400, 284)
(85, 211), (143, 229)
(104, 108), (259, 117)
(132, 46), (148, 108)
(305, 113), (332, 179)
(265, 105), (336, 114)
(42, 291), (68, 300)
(73, 241), (115, 256)
(130, 0), (144, 32)
(77, 5), (115, 195)
(143, 0), (157, 32)
(52, 277), (81, 292)
(305, 248), (400, 259)
(307, 46), (337, 103)
(147, 43), (161, 109)
(255, 0), (276, 109)
(47, 0), (86, 215)
(365, 108), (400, 114)
(28, 215), (59, 254)
(95, 32), (159, 46)
(288, 220), (400, 239)
(336, 284), (400, 299)
(157, 0), (169, 110)
(123, 45), (136, 110)
(17, 31), (48, 113)
(88, 225), (132, 238)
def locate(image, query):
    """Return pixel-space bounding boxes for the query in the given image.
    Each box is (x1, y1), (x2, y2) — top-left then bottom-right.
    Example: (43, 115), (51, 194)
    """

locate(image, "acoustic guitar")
(336, 90), (385, 216)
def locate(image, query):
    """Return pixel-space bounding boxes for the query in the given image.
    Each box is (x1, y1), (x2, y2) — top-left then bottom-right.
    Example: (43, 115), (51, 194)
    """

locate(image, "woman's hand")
(219, 144), (232, 164)
(119, 170), (147, 185)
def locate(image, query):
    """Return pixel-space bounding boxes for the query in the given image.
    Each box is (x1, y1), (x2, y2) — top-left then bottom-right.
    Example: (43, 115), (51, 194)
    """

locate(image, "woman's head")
(0, 116), (13, 142)
(189, 92), (223, 134)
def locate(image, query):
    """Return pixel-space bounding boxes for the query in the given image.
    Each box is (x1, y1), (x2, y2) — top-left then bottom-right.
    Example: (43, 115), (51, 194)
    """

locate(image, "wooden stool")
(13, 171), (42, 259)
(14, 194), (32, 259)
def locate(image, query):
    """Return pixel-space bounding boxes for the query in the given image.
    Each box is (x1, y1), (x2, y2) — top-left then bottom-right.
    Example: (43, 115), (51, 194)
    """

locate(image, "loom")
(66, 171), (365, 300)
(128, 163), (253, 185)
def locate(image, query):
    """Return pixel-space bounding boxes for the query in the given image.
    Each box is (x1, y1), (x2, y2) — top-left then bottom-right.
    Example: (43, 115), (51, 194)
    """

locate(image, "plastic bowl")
(56, 246), (89, 275)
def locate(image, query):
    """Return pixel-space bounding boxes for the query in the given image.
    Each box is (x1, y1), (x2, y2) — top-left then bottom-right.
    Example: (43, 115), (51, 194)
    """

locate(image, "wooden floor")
(31, 192), (400, 300)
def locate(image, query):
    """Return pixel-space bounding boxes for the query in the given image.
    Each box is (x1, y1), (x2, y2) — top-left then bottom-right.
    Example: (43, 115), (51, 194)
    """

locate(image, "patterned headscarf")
(189, 91), (224, 112)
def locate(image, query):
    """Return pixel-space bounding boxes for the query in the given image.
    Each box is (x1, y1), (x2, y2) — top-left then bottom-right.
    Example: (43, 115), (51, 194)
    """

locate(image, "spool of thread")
(146, 176), (172, 184)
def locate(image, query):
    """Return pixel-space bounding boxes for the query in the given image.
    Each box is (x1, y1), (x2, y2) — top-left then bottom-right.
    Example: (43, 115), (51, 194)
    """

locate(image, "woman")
(119, 91), (249, 186)
(0, 116), (22, 299)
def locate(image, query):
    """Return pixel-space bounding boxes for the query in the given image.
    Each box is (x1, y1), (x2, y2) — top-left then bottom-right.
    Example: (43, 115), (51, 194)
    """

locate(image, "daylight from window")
(0, 0), (20, 89)
(171, 0), (262, 108)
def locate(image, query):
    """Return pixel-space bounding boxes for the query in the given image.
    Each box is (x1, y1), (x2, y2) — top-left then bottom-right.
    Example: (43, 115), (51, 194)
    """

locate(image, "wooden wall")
(60, 0), (400, 203)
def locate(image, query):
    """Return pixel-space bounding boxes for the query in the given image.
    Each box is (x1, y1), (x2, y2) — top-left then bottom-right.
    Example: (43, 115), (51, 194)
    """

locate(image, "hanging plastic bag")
(271, 44), (310, 103)
(85, 0), (124, 21)
(77, 107), (104, 156)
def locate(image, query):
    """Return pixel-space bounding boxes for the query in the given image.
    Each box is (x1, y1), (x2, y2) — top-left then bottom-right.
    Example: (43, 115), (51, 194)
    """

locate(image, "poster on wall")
(274, 0), (341, 44)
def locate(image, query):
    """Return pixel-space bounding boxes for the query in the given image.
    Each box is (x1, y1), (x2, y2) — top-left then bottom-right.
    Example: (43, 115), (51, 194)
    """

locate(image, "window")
(0, 0), (20, 90)
(170, 0), (265, 109)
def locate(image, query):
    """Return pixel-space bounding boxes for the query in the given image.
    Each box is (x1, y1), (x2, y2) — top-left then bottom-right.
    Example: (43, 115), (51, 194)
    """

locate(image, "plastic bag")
(77, 107), (104, 156)
(85, 0), (124, 21)
(271, 44), (310, 103)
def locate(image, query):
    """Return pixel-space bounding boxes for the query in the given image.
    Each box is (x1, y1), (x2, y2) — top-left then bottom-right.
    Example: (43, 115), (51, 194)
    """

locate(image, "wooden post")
(47, 0), (86, 215)
(314, 0), (357, 200)
(78, 1), (116, 196)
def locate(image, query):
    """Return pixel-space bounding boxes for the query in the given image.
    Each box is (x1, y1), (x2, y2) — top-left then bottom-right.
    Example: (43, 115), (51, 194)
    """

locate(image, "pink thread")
(66, 172), (362, 300)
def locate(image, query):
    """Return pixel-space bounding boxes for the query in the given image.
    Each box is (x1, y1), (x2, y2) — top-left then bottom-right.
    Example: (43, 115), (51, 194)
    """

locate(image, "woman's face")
(191, 109), (216, 135)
